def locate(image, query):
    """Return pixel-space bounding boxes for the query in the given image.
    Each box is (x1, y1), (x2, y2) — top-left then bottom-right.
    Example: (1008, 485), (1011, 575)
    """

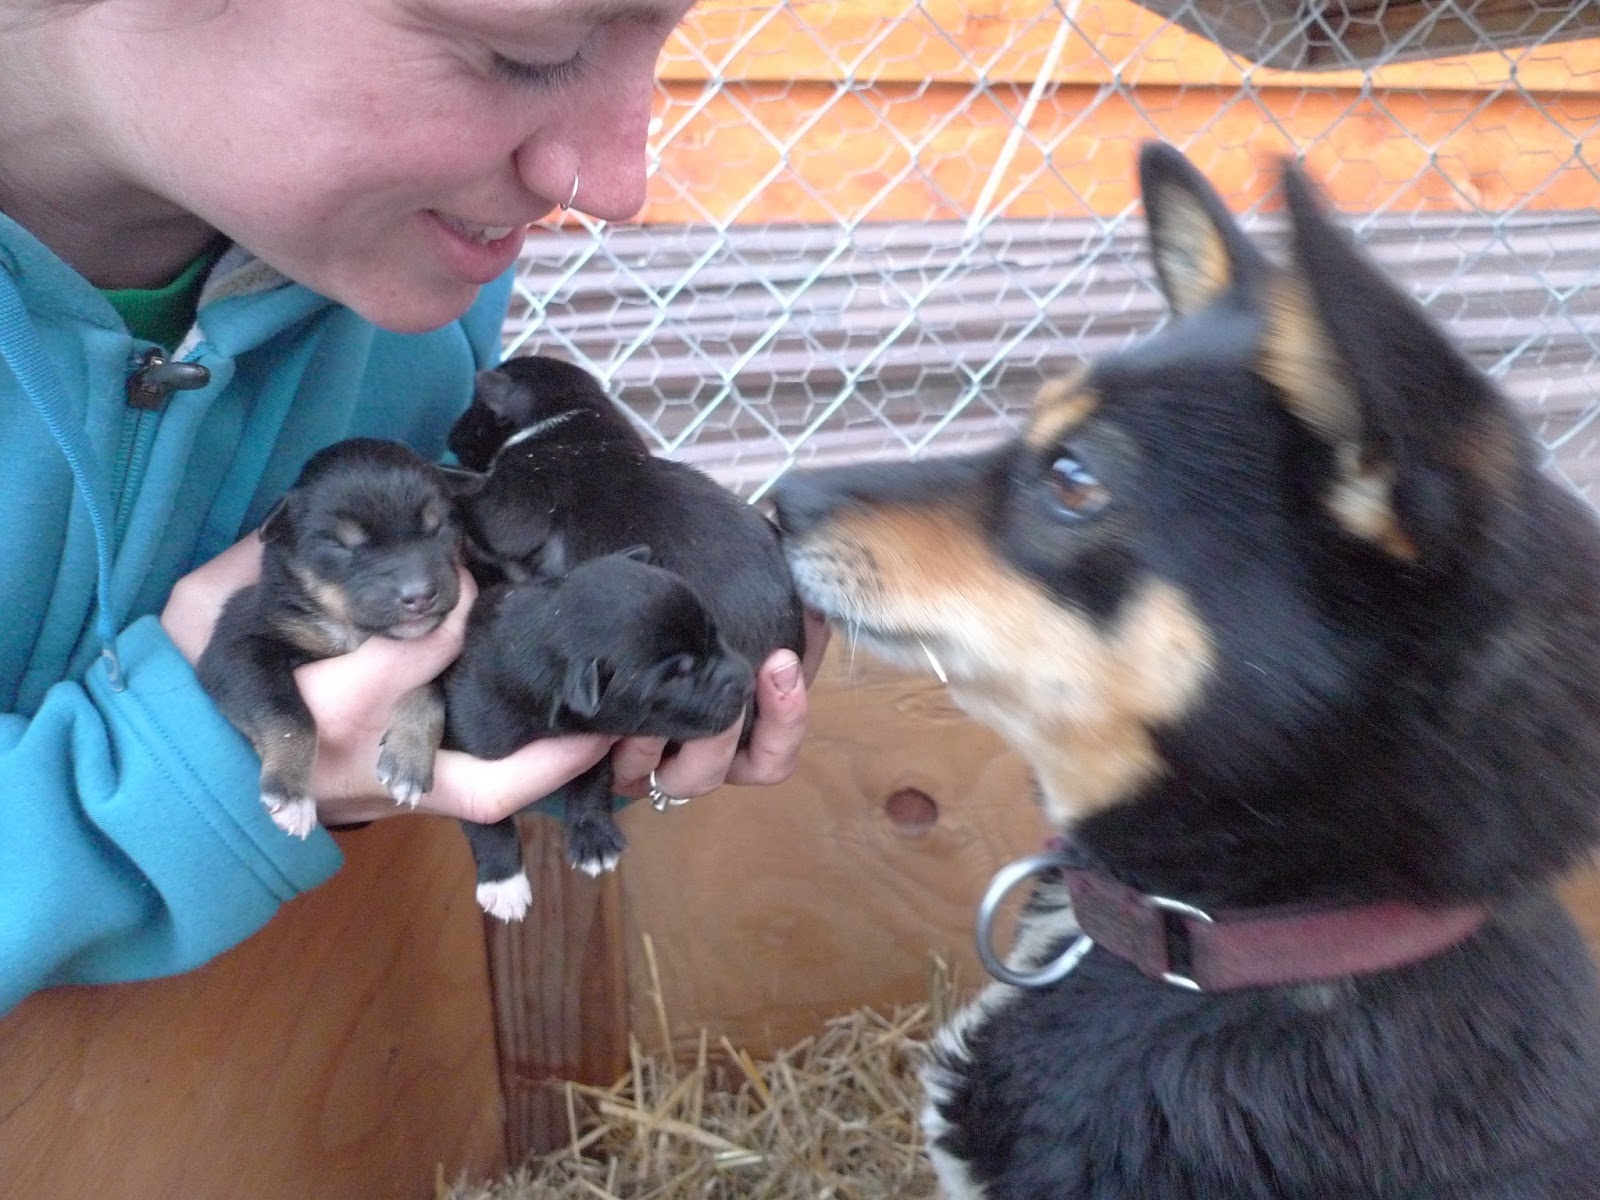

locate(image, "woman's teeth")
(440, 215), (518, 244)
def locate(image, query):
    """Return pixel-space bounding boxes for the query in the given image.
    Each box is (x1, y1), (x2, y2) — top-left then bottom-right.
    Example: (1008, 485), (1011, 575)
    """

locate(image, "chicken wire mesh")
(503, 0), (1600, 501)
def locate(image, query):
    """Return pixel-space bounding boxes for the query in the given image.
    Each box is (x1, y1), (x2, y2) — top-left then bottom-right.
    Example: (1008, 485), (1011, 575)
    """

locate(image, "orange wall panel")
(640, 79), (1600, 223)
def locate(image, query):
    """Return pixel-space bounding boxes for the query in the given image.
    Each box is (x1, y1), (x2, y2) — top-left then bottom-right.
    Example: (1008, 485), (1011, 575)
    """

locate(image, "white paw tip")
(388, 785), (424, 809)
(574, 852), (621, 878)
(477, 874), (533, 922)
(264, 795), (317, 839)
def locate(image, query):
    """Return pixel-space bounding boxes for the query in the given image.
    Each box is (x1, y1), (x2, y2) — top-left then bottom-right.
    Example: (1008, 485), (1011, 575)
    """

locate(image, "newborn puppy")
(198, 438), (462, 838)
(447, 354), (804, 709)
(443, 548), (755, 920)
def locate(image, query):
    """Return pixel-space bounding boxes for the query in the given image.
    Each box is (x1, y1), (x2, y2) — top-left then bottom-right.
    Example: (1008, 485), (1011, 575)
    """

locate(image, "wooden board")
(616, 645), (1048, 1060)
(0, 818), (504, 1200)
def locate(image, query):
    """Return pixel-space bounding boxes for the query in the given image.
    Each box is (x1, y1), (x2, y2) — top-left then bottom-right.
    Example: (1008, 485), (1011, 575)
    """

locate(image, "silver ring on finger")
(646, 768), (691, 812)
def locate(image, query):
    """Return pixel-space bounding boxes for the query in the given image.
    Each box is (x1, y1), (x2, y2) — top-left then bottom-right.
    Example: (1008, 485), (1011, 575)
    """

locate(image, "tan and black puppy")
(199, 438), (462, 838)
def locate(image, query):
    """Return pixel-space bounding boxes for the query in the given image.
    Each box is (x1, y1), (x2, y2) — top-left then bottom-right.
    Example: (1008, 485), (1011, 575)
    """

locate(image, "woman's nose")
(516, 82), (654, 222)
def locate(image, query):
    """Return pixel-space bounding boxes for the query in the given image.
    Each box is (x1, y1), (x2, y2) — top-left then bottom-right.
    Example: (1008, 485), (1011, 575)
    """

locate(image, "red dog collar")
(1061, 866), (1488, 991)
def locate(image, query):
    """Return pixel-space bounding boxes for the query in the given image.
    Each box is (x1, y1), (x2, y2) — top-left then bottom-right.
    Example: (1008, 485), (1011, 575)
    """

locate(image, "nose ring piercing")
(561, 172), (580, 212)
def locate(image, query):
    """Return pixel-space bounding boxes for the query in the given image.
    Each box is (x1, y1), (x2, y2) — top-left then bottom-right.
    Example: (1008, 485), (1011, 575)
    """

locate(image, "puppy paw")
(477, 874), (533, 922)
(566, 816), (628, 878)
(376, 740), (433, 809)
(263, 792), (318, 839)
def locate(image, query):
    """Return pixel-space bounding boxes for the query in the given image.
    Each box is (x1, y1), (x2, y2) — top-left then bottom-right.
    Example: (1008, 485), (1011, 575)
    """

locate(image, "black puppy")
(199, 438), (461, 838)
(443, 548), (754, 920)
(443, 355), (804, 895)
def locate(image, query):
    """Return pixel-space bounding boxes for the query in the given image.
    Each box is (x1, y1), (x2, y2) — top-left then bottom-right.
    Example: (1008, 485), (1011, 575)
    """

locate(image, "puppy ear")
(438, 465), (486, 498)
(560, 658), (602, 719)
(620, 544), (653, 565)
(1139, 141), (1269, 317)
(1258, 157), (1519, 563)
(258, 495), (294, 546)
(473, 368), (530, 423)
(535, 531), (571, 577)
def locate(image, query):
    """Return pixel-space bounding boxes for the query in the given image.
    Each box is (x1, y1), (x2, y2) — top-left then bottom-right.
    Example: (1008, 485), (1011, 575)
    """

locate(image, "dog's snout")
(771, 474), (844, 537)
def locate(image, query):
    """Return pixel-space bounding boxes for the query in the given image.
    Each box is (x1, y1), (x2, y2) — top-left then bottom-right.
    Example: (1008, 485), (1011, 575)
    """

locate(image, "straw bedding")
(441, 953), (956, 1200)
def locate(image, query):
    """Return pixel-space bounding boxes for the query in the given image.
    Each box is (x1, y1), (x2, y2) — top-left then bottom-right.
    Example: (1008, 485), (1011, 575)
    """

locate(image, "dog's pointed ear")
(560, 658), (602, 719)
(1258, 157), (1521, 563)
(438, 465), (486, 499)
(1140, 141), (1269, 317)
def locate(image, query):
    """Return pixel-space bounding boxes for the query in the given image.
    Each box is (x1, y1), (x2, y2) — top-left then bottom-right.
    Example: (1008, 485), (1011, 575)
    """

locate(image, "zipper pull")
(127, 348), (210, 411)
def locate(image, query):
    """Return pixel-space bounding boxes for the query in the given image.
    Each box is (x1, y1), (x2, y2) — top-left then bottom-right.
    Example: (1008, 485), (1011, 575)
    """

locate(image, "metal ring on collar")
(646, 768), (690, 812)
(975, 851), (1094, 988)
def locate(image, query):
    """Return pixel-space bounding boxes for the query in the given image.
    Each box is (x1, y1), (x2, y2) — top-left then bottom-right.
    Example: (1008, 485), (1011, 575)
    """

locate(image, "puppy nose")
(397, 579), (439, 613)
(715, 656), (755, 705)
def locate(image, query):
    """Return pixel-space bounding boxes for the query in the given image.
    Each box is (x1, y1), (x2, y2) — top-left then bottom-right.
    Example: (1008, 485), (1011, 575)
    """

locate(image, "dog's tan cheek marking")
(1023, 370), (1096, 452)
(1260, 274), (1417, 561)
(950, 580), (1214, 828)
(800, 505), (1214, 825)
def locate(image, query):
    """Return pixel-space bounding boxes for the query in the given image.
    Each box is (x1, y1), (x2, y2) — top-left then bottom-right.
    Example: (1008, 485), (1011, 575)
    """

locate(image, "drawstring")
(0, 267), (125, 689)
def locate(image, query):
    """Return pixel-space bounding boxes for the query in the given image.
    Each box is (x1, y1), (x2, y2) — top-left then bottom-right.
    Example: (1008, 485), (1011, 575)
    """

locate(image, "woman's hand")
(609, 609), (832, 803)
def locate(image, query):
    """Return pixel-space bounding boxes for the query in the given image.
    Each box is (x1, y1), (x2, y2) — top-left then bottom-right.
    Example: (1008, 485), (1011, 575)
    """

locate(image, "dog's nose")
(770, 473), (843, 537)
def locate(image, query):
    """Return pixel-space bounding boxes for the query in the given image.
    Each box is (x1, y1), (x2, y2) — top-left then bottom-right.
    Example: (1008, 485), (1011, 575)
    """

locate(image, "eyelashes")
(489, 48), (589, 90)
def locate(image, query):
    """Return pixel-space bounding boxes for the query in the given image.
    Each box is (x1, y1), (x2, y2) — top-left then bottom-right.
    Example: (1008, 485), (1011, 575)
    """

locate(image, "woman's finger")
(420, 734), (616, 825)
(608, 736), (670, 796)
(624, 717), (743, 801)
(724, 648), (809, 786)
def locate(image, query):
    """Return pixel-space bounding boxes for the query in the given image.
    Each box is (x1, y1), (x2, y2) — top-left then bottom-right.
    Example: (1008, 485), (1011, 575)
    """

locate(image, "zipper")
(112, 347), (211, 543)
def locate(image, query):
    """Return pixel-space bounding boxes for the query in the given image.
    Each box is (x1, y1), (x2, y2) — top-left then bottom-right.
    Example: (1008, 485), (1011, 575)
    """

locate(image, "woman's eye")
(490, 49), (587, 90)
(1048, 455), (1110, 518)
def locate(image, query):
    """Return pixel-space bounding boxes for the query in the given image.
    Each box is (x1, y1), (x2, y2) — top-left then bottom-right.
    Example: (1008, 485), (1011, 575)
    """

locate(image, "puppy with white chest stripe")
(443, 355), (805, 916)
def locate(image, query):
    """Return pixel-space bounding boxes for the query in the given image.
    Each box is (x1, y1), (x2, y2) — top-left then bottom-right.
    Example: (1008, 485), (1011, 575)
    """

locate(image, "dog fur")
(442, 548), (755, 920)
(443, 355), (804, 911)
(772, 144), (1600, 1198)
(198, 437), (461, 838)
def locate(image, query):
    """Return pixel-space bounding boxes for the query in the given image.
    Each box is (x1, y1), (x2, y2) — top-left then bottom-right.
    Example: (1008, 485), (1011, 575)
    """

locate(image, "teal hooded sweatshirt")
(0, 214), (512, 1014)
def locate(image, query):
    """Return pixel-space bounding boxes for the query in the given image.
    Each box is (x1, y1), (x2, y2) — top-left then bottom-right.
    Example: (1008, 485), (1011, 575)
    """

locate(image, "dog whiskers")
(920, 640), (949, 685)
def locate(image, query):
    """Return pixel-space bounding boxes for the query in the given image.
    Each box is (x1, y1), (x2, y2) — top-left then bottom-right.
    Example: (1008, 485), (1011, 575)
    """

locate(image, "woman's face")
(75, 0), (694, 331)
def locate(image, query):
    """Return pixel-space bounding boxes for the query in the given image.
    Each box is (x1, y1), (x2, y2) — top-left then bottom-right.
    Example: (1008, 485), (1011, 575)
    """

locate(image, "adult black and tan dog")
(443, 548), (755, 920)
(443, 355), (804, 915)
(774, 144), (1600, 1198)
(199, 438), (461, 838)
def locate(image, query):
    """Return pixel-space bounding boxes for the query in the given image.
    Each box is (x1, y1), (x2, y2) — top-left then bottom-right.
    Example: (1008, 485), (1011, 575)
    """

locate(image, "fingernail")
(771, 653), (802, 696)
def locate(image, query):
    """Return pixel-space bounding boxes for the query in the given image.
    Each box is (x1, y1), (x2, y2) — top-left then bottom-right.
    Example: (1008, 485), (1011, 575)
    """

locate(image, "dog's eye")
(663, 654), (695, 680)
(1048, 455), (1109, 519)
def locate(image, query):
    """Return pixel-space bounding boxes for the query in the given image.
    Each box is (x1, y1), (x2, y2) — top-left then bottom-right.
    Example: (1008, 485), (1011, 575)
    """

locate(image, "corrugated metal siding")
(506, 212), (1600, 498)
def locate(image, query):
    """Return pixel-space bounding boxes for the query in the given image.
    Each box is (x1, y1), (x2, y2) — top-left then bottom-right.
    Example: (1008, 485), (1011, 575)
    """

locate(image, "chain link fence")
(504, 1), (1600, 501)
